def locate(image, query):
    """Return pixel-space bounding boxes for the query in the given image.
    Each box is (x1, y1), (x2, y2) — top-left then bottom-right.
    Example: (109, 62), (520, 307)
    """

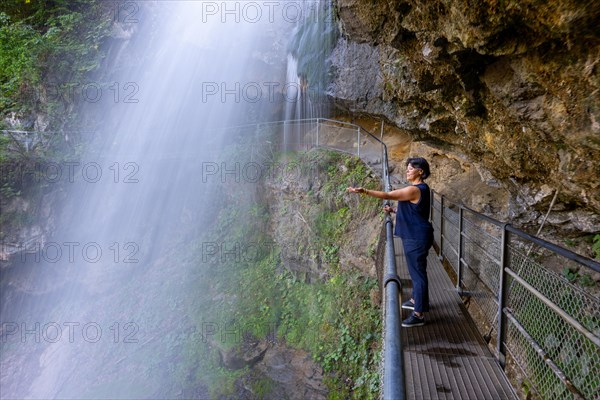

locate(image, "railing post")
(457, 207), (464, 293)
(316, 118), (320, 147)
(357, 127), (361, 158)
(429, 190), (434, 224)
(497, 224), (511, 369)
(439, 195), (445, 261)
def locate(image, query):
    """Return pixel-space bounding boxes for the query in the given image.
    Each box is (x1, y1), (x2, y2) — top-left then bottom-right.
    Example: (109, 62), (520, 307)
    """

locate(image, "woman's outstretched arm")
(347, 186), (420, 202)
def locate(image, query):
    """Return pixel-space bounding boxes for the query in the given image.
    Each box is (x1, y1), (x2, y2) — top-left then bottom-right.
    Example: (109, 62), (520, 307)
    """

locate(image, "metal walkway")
(395, 237), (517, 399)
(218, 118), (600, 398)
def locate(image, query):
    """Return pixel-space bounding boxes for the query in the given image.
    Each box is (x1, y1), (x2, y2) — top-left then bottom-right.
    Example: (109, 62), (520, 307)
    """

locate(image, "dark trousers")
(402, 235), (433, 313)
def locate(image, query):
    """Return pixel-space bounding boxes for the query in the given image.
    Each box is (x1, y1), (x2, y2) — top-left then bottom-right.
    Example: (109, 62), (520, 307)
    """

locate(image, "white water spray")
(1, 2), (296, 398)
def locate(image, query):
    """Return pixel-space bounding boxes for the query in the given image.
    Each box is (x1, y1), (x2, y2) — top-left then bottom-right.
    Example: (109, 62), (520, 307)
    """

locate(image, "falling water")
(0, 2), (304, 398)
(282, 0), (338, 151)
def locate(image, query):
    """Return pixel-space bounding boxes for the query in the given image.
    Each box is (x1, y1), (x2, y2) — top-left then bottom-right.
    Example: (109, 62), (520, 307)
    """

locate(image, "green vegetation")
(0, 0), (113, 167)
(593, 234), (600, 260)
(0, 0), (114, 240)
(0, 0), (112, 126)
(561, 267), (578, 282)
(561, 267), (596, 288)
(175, 147), (383, 399)
(0, 12), (40, 112)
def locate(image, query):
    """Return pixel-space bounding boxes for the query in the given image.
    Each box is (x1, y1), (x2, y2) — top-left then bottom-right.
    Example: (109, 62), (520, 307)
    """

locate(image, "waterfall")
(282, 0), (338, 151)
(283, 54), (302, 150)
(0, 2), (295, 398)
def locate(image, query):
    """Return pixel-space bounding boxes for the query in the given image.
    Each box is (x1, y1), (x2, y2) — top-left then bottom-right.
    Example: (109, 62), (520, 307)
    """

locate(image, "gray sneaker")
(402, 312), (425, 327)
(401, 300), (415, 310)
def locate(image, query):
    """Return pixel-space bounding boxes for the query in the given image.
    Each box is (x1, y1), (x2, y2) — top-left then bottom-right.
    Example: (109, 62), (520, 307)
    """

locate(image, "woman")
(347, 157), (433, 327)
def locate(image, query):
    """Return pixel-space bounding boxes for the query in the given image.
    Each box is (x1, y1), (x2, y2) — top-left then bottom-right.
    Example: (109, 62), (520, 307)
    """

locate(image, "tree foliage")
(0, 0), (112, 126)
(0, 12), (41, 111)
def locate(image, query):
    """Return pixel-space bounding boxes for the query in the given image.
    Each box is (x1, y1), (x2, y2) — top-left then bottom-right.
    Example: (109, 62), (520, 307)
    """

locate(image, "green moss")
(593, 234), (600, 260)
(174, 147), (382, 398)
(250, 374), (274, 397)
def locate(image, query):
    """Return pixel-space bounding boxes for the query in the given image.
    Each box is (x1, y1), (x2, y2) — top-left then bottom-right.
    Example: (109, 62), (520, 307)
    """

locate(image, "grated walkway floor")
(394, 237), (517, 400)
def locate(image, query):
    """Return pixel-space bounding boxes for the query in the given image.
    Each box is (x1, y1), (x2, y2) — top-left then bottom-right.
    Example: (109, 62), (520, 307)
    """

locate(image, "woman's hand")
(347, 187), (366, 194)
(383, 205), (395, 213)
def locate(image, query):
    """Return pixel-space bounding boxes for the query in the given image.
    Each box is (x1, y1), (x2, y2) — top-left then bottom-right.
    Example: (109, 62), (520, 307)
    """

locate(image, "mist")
(0, 1), (316, 398)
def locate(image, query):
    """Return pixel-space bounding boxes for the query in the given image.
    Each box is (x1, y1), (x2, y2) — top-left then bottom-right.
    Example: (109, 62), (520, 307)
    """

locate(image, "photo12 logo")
(83, 1), (139, 24)
(201, 321), (276, 344)
(199, 160), (320, 184)
(2, 161), (140, 186)
(19, 82), (140, 113)
(1, 321), (140, 344)
(200, 241), (276, 263)
(45, 81), (140, 105)
(200, 321), (319, 346)
(19, 241), (140, 264)
(199, 241), (320, 264)
(200, 81), (328, 104)
(111, 1), (140, 24)
(198, 1), (323, 24)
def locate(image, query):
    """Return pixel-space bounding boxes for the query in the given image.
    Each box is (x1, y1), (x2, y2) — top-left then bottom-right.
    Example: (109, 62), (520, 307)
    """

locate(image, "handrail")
(197, 117), (404, 398)
(432, 190), (600, 272)
(216, 117), (366, 132)
(230, 117), (405, 399)
(352, 124), (405, 399)
(505, 225), (600, 272)
(430, 189), (600, 399)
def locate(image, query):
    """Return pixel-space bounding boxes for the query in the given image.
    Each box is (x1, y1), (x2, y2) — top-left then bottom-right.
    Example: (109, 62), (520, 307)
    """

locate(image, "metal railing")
(226, 118), (599, 399)
(374, 127), (406, 400)
(294, 118), (406, 399)
(289, 118), (406, 399)
(431, 191), (600, 400)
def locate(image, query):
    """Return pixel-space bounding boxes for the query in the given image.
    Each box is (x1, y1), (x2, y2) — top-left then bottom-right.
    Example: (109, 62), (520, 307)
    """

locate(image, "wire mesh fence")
(431, 190), (600, 400)
(506, 244), (599, 399)
(461, 208), (504, 330)
(243, 122), (600, 399)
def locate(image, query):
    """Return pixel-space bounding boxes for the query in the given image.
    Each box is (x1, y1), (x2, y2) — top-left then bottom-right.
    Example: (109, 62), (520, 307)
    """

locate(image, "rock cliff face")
(329, 0), (600, 234)
(264, 151), (382, 280)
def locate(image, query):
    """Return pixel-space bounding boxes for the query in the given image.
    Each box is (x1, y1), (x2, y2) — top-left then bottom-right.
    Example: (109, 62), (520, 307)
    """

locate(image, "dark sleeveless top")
(394, 183), (434, 240)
